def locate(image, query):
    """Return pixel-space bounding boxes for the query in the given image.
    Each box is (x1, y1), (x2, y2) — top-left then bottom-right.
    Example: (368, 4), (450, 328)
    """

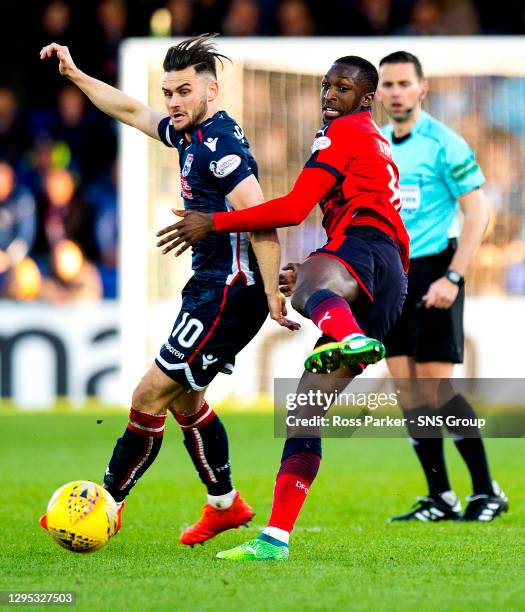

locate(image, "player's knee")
(393, 377), (442, 411)
(168, 394), (203, 417)
(416, 381), (442, 410)
(131, 383), (168, 416)
(291, 288), (309, 316)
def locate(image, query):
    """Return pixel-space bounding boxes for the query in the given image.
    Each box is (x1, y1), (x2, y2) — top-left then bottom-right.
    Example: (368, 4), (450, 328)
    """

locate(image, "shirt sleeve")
(203, 134), (255, 196)
(304, 118), (354, 180)
(213, 167), (336, 232)
(157, 116), (177, 148)
(440, 131), (485, 198)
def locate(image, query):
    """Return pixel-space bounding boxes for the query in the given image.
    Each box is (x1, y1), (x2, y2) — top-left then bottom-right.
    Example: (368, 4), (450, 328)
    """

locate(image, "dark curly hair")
(163, 33), (231, 79)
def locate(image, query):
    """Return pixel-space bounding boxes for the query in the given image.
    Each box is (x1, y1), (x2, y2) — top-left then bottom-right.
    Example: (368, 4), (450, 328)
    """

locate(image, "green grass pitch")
(0, 411), (523, 611)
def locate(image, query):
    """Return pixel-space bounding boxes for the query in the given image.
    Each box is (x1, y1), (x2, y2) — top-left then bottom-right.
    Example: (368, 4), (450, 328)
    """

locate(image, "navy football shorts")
(309, 226), (408, 347)
(383, 240), (464, 363)
(155, 274), (268, 390)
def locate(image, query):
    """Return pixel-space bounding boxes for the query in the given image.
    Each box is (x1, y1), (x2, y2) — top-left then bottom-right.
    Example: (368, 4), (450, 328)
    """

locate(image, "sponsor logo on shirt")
(311, 136), (331, 153)
(204, 137), (218, 152)
(233, 125), (244, 140)
(182, 153), (194, 177)
(210, 154), (241, 178)
(451, 157), (479, 181)
(181, 176), (193, 199)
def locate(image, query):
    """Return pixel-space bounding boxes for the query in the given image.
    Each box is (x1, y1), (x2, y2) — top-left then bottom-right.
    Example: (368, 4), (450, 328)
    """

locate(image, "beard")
(186, 97), (209, 131)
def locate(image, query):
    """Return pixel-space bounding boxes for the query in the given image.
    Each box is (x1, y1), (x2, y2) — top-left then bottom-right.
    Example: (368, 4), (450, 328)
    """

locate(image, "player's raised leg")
(293, 256), (385, 374)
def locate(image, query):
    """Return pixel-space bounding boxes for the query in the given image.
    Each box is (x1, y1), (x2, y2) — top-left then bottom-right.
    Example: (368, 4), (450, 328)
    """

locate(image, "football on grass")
(43, 481), (119, 552)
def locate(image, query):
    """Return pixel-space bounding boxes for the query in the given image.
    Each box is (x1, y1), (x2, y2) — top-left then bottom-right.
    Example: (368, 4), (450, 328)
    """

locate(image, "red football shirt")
(213, 109), (410, 270)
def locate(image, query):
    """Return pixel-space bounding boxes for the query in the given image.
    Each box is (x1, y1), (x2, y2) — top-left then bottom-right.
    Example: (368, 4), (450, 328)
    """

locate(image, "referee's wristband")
(444, 269), (464, 287)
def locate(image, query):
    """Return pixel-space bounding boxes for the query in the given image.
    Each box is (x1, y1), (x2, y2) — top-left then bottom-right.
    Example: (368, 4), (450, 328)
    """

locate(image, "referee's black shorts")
(383, 240), (464, 363)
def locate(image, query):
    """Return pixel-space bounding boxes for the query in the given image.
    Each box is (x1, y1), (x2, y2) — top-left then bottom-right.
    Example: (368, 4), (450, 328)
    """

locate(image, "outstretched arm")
(213, 167), (335, 232)
(156, 167), (336, 255)
(40, 42), (166, 140)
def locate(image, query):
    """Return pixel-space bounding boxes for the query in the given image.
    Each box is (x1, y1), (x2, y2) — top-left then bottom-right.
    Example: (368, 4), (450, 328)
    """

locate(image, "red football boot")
(180, 492), (254, 546)
(39, 514), (48, 530)
(114, 502), (125, 535)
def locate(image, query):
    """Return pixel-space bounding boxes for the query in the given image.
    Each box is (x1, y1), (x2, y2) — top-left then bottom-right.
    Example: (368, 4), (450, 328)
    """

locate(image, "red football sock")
(174, 400), (216, 429)
(308, 294), (364, 341)
(267, 452), (321, 533)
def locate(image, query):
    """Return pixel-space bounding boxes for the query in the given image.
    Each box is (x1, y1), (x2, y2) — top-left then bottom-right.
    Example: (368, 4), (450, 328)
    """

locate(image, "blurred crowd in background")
(0, 0), (523, 302)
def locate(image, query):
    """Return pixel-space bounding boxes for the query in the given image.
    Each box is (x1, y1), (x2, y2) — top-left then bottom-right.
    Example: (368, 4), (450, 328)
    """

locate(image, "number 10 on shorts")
(171, 312), (204, 348)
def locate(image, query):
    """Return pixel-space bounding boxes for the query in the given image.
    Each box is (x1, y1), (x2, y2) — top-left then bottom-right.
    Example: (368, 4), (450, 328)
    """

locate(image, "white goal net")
(119, 37), (525, 403)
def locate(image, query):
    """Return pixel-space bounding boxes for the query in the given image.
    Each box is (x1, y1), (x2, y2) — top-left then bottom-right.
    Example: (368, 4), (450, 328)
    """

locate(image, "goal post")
(119, 36), (525, 404)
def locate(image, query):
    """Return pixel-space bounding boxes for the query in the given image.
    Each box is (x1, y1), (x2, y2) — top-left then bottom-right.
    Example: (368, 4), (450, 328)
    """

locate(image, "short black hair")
(163, 33), (230, 79)
(334, 56), (379, 93)
(379, 51), (425, 80)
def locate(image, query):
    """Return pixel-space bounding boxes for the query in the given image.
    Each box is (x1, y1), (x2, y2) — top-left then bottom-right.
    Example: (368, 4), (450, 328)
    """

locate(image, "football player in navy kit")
(39, 35), (297, 545)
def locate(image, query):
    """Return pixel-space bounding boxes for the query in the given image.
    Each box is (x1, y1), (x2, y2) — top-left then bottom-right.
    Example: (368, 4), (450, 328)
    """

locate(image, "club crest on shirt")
(209, 154), (241, 178)
(311, 136), (331, 153)
(182, 153), (194, 177)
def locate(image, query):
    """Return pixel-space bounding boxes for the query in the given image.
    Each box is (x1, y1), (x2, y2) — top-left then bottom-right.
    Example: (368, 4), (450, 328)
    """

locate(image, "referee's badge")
(400, 185), (421, 211)
(311, 136), (331, 153)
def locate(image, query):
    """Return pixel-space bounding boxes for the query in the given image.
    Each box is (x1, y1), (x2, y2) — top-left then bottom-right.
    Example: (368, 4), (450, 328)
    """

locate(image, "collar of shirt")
(174, 110), (225, 144)
(409, 109), (430, 137)
(388, 109), (429, 144)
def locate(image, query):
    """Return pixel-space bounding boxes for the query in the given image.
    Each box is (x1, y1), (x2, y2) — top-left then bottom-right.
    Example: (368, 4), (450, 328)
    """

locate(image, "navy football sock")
(175, 401), (233, 496)
(103, 408), (166, 503)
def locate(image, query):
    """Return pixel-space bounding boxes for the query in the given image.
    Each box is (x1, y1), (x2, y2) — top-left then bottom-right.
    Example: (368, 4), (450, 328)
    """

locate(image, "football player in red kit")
(157, 56), (409, 559)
